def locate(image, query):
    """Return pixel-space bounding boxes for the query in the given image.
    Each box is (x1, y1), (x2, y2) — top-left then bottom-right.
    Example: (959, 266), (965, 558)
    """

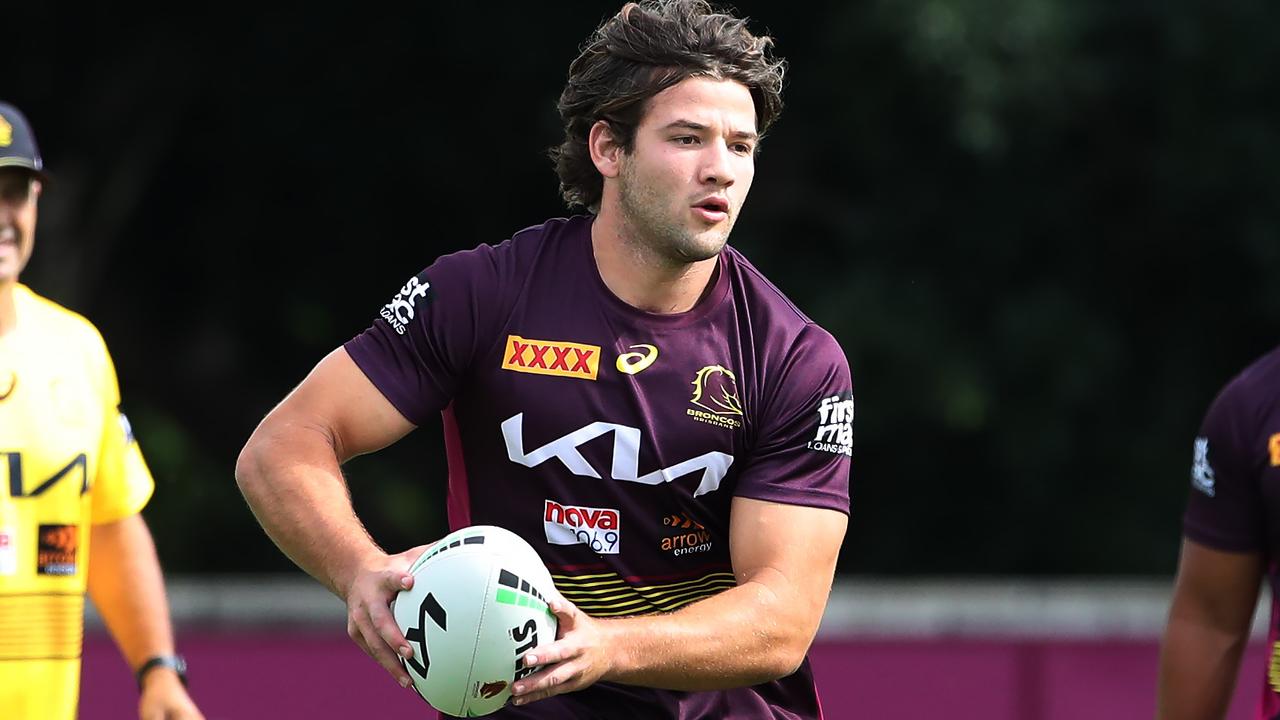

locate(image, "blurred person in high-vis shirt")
(0, 102), (202, 720)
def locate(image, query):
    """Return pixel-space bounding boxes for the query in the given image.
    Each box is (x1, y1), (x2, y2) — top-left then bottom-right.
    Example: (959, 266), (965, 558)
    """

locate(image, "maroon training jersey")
(345, 215), (852, 719)
(1182, 344), (1280, 720)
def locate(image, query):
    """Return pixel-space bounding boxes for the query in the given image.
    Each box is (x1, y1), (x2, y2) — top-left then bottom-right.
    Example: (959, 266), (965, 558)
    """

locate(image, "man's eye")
(674, 136), (698, 145)
(0, 185), (29, 203)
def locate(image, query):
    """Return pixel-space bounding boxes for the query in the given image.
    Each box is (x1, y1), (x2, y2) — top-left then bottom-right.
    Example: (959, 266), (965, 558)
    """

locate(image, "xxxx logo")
(502, 335), (601, 380)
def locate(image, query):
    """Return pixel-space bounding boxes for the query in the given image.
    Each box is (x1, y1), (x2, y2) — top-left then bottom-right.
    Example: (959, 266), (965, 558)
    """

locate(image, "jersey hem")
(1182, 523), (1264, 555)
(733, 487), (851, 516)
(90, 482), (153, 526)
(344, 341), (431, 427)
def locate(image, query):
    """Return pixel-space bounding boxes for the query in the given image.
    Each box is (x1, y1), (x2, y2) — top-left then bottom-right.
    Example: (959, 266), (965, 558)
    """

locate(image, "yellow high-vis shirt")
(0, 284), (154, 720)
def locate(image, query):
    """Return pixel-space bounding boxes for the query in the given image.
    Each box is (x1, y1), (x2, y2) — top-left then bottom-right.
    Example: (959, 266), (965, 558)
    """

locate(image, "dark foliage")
(6, 1), (1278, 576)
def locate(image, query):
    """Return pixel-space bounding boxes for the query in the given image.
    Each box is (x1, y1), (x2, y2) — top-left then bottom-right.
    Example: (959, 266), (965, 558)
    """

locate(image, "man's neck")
(0, 281), (18, 336)
(589, 212), (718, 315)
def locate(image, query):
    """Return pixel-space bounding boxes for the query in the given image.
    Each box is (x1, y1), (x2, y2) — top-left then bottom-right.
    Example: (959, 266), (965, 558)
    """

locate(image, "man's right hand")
(344, 544), (432, 688)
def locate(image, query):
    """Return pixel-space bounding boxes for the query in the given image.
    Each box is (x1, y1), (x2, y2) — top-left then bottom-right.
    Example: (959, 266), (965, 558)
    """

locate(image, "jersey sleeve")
(1182, 377), (1265, 553)
(734, 324), (852, 514)
(89, 335), (155, 524)
(344, 242), (518, 426)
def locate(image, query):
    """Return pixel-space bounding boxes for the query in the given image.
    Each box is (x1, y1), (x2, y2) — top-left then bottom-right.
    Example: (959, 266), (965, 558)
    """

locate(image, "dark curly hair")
(550, 0), (786, 211)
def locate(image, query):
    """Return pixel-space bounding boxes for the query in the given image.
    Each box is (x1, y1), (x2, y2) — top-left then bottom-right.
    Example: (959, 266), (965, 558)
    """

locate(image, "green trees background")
(8, 1), (1279, 575)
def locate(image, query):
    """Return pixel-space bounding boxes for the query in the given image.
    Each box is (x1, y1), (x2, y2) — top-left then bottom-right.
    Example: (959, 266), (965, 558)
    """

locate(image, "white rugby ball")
(394, 525), (559, 716)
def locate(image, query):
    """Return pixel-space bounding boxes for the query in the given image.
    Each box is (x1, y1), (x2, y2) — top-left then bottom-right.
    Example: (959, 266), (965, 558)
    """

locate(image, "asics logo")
(616, 344), (658, 375)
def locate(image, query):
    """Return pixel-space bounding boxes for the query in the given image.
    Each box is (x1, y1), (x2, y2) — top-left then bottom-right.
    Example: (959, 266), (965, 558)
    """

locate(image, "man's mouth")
(695, 197), (729, 212)
(692, 197), (730, 222)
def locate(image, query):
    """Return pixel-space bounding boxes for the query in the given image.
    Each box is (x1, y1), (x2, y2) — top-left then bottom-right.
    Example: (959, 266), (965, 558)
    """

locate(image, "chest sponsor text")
(659, 513), (713, 557)
(503, 413), (733, 497)
(808, 392), (854, 456)
(543, 499), (621, 554)
(502, 335), (601, 381)
(380, 275), (431, 335)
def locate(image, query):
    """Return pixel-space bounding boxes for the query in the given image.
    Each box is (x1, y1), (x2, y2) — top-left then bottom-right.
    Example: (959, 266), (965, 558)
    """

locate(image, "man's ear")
(588, 120), (624, 179)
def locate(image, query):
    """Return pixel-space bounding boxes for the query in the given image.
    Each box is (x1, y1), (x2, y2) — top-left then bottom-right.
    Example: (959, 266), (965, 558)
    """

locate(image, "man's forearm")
(594, 577), (814, 690)
(87, 514), (175, 670)
(1156, 617), (1249, 720)
(235, 423), (383, 597)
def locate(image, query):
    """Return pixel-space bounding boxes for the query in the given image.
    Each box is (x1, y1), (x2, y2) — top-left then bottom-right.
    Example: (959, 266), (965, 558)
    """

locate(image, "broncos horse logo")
(690, 365), (743, 416)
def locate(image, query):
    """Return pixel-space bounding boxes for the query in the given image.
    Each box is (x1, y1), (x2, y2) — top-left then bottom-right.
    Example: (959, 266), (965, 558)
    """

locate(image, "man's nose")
(699, 142), (736, 187)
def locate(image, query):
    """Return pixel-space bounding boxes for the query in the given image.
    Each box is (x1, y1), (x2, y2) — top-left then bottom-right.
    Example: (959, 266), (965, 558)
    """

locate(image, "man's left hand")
(138, 670), (204, 720)
(510, 596), (615, 706)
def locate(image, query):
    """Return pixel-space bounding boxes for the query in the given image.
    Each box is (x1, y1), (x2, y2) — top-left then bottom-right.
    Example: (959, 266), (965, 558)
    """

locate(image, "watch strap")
(135, 654), (188, 689)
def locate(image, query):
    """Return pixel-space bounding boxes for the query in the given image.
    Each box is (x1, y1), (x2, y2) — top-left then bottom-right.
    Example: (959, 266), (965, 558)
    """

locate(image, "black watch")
(135, 654), (188, 689)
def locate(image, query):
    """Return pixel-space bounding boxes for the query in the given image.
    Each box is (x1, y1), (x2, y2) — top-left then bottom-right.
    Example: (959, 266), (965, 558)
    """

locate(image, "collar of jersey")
(578, 216), (731, 330)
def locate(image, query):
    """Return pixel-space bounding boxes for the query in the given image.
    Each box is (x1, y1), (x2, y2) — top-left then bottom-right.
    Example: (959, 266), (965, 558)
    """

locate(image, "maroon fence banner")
(79, 631), (1266, 719)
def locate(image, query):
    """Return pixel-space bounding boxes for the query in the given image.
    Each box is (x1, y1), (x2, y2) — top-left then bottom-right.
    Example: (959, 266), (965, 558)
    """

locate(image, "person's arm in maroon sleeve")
(1157, 380), (1266, 720)
(1157, 539), (1263, 720)
(236, 349), (422, 688)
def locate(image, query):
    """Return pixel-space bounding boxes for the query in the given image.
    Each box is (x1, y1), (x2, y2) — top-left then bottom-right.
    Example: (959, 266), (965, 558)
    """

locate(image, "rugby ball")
(393, 525), (559, 716)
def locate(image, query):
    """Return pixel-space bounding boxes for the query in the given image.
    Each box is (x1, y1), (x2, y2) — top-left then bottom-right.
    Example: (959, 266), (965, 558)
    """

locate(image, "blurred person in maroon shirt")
(1159, 345), (1280, 719)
